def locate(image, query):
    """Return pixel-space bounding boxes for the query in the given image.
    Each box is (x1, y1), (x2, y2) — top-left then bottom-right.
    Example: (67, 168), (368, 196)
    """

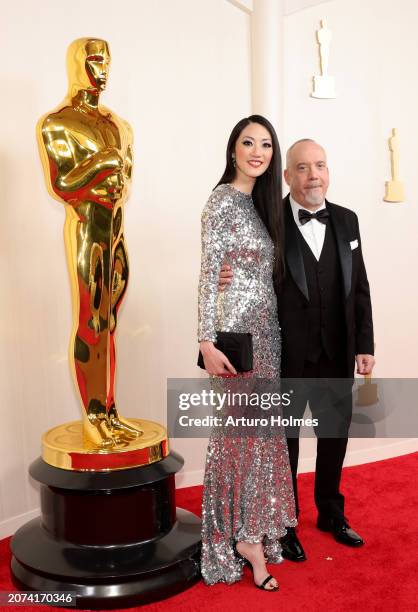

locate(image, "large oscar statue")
(10, 38), (201, 608)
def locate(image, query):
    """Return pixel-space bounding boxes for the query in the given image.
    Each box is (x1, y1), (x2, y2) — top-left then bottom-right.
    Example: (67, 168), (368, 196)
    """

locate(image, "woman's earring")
(232, 156), (236, 168)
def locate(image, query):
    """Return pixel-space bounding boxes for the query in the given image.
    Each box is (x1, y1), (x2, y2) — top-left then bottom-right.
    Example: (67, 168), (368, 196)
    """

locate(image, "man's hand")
(356, 354), (375, 375)
(218, 264), (233, 291)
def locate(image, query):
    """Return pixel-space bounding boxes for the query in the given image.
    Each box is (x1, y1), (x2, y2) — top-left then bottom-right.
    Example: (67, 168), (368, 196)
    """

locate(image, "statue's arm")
(123, 120), (134, 179)
(41, 121), (123, 193)
(54, 147), (123, 192)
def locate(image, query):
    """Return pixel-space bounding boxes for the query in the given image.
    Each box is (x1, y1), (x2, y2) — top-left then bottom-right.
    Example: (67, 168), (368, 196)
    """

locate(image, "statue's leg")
(320, 52), (328, 77)
(66, 204), (116, 448)
(107, 220), (142, 438)
(392, 153), (399, 183)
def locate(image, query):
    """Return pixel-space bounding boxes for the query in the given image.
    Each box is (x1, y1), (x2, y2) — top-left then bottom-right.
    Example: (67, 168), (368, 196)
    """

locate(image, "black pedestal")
(10, 452), (201, 609)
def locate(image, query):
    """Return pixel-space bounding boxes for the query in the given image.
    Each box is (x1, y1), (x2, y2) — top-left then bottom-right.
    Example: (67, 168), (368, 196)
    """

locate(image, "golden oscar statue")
(10, 39), (200, 608)
(35, 37), (168, 470)
(38, 37), (144, 450)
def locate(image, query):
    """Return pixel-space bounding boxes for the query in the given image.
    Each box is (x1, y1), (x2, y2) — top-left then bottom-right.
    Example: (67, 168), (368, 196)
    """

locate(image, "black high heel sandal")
(233, 541), (279, 592)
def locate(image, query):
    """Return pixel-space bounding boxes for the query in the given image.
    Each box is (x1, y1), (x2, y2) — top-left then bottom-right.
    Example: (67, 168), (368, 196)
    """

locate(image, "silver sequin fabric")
(198, 183), (297, 585)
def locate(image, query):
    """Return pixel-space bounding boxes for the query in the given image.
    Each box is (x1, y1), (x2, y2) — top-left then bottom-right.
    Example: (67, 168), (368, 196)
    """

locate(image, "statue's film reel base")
(10, 453), (201, 609)
(42, 419), (168, 471)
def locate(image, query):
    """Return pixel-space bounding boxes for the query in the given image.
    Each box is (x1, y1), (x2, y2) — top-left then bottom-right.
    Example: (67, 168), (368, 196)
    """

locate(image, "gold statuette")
(37, 38), (166, 468)
(384, 128), (405, 202)
(356, 374), (379, 407)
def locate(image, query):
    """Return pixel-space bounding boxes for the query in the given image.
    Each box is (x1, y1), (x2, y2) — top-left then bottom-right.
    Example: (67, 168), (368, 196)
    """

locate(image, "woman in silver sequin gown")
(198, 116), (296, 590)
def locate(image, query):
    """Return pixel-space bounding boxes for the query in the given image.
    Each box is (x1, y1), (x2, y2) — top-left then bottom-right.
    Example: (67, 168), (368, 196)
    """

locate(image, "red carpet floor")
(1, 452), (417, 612)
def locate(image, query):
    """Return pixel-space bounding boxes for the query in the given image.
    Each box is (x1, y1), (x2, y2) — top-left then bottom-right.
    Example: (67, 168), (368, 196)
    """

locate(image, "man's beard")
(304, 187), (324, 206)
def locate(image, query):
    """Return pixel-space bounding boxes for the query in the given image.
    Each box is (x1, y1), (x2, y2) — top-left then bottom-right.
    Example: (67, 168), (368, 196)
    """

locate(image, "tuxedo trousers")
(284, 353), (353, 520)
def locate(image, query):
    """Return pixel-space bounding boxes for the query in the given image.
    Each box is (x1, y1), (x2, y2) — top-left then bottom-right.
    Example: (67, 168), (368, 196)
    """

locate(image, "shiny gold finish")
(37, 38), (143, 449)
(384, 128), (405, 202)
(42, 420), (169, 471)
(356, 374), (379, 407)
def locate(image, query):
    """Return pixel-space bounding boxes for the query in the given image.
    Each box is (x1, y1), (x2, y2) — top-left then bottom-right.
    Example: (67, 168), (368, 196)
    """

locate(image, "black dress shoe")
(280, 527), (307, 561)
(317, 517), (364, 547)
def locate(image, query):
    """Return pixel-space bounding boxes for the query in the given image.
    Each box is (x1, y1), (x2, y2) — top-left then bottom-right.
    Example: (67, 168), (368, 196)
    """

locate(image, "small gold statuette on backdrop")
(37, 38), (168, 470)
(384, 128), (405, 203)
(356, 374), (379, 407)
(311, 19), (337, 99)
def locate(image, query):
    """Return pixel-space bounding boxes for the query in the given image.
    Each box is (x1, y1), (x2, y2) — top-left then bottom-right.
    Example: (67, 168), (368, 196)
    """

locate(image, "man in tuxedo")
(218, 139), (375, 560)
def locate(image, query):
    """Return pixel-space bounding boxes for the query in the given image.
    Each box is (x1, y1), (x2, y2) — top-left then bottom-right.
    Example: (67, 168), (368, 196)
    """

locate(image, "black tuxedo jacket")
(277, 195), (374, 378)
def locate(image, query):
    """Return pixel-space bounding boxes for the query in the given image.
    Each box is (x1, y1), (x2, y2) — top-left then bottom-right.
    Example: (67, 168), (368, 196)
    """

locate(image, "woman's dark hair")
(215, 114), (284, 286)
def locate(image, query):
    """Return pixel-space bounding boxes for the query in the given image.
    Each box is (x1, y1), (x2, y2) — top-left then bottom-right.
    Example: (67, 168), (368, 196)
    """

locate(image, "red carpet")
(1, 452), (417, 611)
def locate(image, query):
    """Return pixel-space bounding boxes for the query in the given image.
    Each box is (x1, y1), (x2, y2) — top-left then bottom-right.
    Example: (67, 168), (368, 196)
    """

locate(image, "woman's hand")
(200, 341), (237, 376)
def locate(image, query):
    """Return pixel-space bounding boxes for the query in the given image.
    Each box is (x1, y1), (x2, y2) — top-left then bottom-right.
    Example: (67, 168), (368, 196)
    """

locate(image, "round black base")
(10, 454), (201, 609)
(11, 508), (200, 609)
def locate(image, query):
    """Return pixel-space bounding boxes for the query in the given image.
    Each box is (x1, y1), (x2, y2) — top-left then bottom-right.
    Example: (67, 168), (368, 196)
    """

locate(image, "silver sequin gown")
(198, 183), (297, 585)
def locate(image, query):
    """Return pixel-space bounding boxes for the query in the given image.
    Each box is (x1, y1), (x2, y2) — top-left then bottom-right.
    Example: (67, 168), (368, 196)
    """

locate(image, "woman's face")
(233, 122), (273, 181)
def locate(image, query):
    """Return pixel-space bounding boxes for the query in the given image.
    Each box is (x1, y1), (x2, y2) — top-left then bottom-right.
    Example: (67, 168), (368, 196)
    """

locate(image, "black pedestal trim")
(30, 451), (185, 489)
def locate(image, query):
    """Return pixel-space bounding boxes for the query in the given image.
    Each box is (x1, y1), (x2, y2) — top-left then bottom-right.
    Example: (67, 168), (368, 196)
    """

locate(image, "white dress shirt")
(289, 195), (327, 261)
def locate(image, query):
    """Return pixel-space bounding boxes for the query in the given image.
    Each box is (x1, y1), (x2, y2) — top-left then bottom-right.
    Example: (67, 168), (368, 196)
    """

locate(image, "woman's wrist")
(199, 340), (215, 354)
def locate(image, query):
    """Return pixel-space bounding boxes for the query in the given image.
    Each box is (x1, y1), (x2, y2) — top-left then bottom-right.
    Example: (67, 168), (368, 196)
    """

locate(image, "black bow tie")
(298, 208), (330, 225)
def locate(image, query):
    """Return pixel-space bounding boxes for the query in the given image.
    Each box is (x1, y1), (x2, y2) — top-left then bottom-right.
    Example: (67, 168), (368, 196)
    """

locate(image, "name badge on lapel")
(350, 239), (359, 250)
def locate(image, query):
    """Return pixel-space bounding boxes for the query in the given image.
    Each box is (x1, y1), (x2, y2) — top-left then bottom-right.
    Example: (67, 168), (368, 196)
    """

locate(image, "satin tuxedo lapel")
(283, 197), (352, 301)
(284, 198), (309, 301)
(327, 202), (352, 299)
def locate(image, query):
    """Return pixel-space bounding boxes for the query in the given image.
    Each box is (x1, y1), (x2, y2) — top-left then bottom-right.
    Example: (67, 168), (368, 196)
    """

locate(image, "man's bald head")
(286, 139), (327, 168)
(284, 139), (329, 210)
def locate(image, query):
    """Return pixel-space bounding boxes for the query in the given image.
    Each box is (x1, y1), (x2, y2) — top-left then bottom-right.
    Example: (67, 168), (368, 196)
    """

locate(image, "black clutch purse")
(198, 331), (253, 372)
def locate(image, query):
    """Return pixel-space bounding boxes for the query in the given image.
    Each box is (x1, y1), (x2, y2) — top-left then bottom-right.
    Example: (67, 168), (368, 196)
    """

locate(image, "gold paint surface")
(42, 419), (169, 471)
(37, 38), (143, 450)
(356, 375), (379, 407)
(384, 129), (405, 202)
(384, 180), (405, 203)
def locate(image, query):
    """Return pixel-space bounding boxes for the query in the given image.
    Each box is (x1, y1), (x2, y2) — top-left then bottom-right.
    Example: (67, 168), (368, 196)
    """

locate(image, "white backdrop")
(0, 0), (251, 536)
(282, 0), (418, 476)
(0, 0), (417, 537)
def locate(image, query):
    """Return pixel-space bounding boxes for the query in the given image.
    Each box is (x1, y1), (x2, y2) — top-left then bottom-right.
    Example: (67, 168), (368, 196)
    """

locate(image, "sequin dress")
(198, 183), (297, 585)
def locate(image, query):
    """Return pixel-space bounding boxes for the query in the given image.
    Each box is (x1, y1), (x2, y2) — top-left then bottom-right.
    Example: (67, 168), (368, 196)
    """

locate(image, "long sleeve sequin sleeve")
(197, 187), (234, 342)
